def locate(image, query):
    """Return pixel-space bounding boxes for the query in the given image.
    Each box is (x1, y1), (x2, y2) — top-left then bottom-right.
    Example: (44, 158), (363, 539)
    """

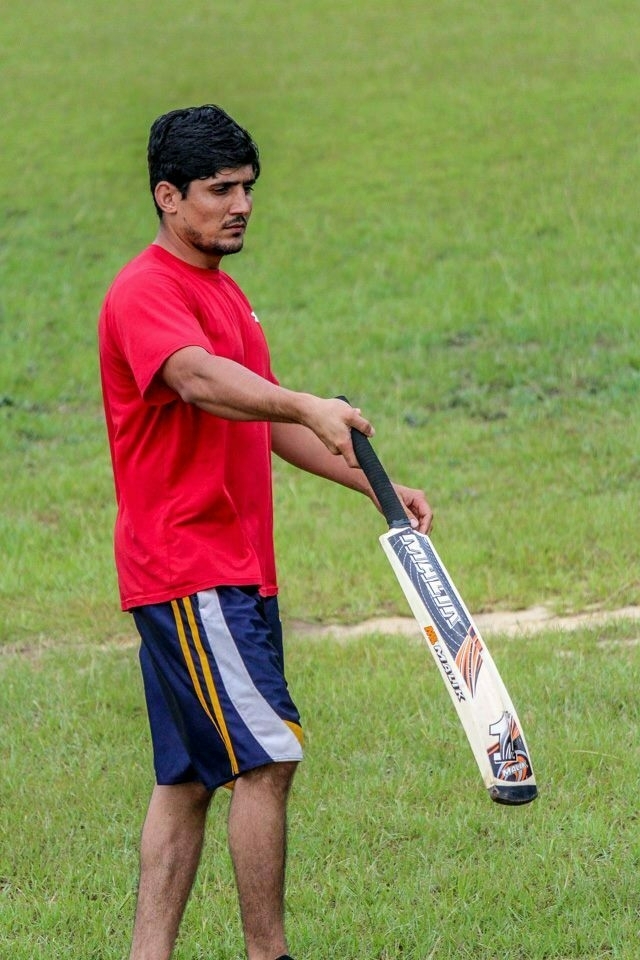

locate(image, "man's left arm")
(271, 421), (433, 534)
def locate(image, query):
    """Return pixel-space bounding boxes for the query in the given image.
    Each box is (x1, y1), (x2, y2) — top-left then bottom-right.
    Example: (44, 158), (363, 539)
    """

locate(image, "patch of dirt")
(290, 605), (640, 642)
(2, 607), (640, 660)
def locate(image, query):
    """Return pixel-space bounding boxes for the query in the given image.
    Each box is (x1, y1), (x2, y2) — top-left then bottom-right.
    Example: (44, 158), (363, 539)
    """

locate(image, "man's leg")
(228, 761), (298, 960)
(129, 781), (213, 960)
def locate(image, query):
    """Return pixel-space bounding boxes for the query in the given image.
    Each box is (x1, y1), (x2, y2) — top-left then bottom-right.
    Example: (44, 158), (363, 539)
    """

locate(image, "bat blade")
(340, 398), (537, 805)
(379, 526), (537, 805)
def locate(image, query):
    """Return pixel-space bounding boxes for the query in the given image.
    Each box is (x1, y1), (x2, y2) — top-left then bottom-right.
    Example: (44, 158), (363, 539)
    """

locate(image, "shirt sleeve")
(109, 268), (214, 404)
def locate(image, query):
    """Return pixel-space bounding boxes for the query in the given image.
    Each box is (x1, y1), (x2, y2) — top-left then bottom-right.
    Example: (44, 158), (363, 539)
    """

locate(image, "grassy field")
(1, 0), (639, 957)
(1, 0), (639, 640)
(2, 624), (640, 959)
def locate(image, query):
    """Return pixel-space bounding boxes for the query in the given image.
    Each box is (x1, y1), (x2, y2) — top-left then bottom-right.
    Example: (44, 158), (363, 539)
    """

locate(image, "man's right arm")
(161, 345), (373, 468)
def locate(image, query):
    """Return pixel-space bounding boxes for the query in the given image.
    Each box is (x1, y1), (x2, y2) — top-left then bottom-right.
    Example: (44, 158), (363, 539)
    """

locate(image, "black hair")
(147, 104), (260, 218)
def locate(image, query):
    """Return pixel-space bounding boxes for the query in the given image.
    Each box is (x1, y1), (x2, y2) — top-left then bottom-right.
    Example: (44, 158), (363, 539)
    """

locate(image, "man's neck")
(153, 228), (223, 271)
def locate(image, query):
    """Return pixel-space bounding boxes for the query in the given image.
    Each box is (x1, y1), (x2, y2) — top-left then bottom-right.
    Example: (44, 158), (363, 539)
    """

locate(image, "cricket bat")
(345, 406), (537, 805)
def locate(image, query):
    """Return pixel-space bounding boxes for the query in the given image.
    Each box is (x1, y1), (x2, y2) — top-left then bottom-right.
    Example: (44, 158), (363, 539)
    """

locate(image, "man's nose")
(229, 186), (252, 215)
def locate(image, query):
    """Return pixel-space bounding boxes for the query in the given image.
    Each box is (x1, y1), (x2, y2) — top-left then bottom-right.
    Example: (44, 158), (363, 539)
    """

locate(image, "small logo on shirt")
(251, 311), (260, 323)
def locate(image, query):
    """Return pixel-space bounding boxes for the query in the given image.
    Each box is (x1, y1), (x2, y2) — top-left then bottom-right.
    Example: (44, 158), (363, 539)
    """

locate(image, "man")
(98, 104), (432, 960)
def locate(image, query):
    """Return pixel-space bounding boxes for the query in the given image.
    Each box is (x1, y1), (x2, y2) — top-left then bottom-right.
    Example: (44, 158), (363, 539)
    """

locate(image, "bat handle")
(338, 396), (411, 530)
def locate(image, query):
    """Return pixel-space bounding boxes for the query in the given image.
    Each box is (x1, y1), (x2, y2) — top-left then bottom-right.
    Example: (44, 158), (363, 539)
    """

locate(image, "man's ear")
(154, 181), (181, 216)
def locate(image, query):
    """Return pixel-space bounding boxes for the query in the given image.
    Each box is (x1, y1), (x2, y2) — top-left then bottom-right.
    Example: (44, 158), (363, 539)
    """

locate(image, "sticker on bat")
(455, 626), (484, 697)
(487, 710), (534, 782)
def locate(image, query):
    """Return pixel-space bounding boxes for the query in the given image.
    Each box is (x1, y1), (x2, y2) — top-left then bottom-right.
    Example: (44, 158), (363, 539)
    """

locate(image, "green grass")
(1, 0), (639, 638)
(1, 1), (640, 957)
(2, 621), (640, 959)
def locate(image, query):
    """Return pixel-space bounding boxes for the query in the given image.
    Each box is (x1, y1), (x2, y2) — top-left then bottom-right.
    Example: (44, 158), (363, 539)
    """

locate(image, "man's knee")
(152, 780), (213, 815)
(237, 761), (298, 796)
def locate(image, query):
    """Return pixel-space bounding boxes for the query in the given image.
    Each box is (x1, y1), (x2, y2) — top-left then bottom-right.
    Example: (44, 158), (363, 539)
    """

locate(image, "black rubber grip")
(338, 396), (410, 529)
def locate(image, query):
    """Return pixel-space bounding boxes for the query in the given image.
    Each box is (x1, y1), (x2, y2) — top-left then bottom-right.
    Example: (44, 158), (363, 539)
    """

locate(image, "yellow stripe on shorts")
(171, 598), (239, 776)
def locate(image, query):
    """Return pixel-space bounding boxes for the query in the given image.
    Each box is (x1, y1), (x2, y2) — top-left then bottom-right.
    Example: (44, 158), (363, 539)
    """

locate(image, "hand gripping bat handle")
(338, 396), (411, 530)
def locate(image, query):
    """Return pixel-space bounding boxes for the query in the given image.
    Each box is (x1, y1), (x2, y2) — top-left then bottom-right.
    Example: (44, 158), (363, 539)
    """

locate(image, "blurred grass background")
(1, 1), (639, 642)
(2, 2), (640, 958)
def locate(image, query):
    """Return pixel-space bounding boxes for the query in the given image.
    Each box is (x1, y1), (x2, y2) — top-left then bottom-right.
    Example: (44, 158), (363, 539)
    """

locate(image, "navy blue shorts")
(133, 587), (303, 791)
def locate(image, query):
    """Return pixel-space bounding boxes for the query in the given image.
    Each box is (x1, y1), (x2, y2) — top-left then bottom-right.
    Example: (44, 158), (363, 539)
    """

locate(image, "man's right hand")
(299, 396), (374, 468)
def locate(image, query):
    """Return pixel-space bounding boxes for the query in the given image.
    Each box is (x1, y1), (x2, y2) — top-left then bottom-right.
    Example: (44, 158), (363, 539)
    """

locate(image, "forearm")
(162, 347), (315, 423)
(161, 346), (374, 467)
(272, 421), (371, 495)
(272, 421), (434, 533)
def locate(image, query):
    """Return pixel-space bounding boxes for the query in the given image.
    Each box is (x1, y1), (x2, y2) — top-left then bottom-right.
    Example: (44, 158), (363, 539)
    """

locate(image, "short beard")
(183, 225), (245, 258)
(191, 237), (244, 257)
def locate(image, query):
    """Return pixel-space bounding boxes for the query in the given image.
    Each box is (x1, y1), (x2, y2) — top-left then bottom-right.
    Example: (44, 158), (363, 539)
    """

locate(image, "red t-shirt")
(98, 244), (278, 610)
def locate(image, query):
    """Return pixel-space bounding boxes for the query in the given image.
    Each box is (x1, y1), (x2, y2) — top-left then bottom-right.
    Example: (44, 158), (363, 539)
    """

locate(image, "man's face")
(169, 165), (256, 260)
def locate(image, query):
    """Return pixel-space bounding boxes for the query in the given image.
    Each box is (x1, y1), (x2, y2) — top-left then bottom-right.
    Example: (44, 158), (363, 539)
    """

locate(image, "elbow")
(161, 359), (205, 406)
(161, 347), (215, 406)
(173, 372), (207, 406)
